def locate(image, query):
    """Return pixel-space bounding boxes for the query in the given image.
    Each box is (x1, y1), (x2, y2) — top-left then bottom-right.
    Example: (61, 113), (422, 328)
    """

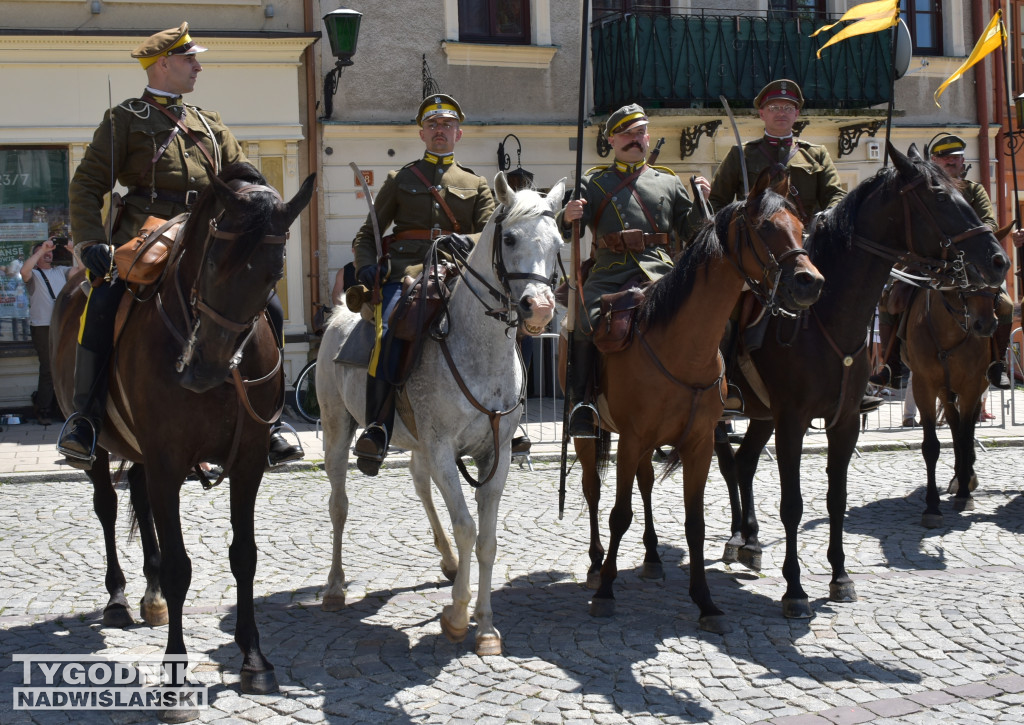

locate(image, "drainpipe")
(304, 0), (322, 316)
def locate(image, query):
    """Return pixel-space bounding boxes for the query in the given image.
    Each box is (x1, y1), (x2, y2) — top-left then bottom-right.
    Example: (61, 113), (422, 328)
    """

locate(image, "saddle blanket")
(333, 319), (375, 368)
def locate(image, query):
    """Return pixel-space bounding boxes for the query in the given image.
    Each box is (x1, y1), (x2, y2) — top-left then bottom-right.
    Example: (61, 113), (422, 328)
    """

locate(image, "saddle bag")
(114, 215), (182, 285)
(390, 260), (458, 342)
(593, 287), (646, 354)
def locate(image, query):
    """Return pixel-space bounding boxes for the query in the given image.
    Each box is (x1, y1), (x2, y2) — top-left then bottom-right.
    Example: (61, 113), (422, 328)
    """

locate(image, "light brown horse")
(903, 285), (998, 527)
(570, 170), (824, 632)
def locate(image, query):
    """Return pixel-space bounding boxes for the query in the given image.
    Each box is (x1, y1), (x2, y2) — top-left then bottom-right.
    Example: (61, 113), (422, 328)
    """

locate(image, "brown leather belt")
(392, 228), (453, 242)
(597, 230), (668, 253)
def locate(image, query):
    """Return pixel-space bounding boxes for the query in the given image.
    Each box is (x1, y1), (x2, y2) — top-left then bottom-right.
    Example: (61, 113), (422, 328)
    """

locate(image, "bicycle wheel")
(293, 360), (320, 423)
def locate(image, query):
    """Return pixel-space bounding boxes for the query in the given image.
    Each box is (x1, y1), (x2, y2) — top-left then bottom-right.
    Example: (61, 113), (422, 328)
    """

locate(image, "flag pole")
(882, 11), (899, 167)
(999, 16), (1022, 290)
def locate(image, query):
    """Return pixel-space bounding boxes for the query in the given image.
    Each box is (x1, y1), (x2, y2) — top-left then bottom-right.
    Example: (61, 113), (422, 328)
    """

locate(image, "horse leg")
(636, 451), (664, 581)
(410, 454), (459, 582)
(126, 464), (167, 626)
(323, 411), (357, 611)
(950, 397), (978, 512)
(713, 422), (743, 563)
(227, 456), (277, 695)
(681, 433), (728, 634)
(590, 440), (640, 618)
(576, 436), (605, 589)
(733, 419), (775, 572)
(919, 390), (944, 528)
(87, 449), (133, 628)
(774, 420), (813, 619)
(433, 463), (476, 646)
(472, 451), (510, 656)
(824, 414), (858, 604)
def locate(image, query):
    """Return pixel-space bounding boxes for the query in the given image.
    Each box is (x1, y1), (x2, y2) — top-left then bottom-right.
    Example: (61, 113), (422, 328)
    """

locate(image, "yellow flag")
(934, 10), (1005, 106)
(814, 0), (899, 59)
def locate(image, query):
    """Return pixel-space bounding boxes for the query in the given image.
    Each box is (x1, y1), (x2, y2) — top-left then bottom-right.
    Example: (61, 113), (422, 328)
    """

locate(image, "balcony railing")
(591, 13), (896, 114)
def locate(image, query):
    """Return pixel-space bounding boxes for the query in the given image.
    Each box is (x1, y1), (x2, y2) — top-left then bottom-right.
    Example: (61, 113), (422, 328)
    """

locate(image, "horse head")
(960, 288), (999, 338)
(178, 163), (316, 393)
(887, 142), (1008, 289)
(484, 172), (565, 336)
(730, 167), (824, 315)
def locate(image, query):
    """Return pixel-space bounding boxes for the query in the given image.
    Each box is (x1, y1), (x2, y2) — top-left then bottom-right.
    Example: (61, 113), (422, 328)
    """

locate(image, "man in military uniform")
(560, 103), (708, 437)
(60, 22), (302, 466)
(872, 133), (1013, 390)
(351, 93), (495, 475)
(709, 79), (845, 223)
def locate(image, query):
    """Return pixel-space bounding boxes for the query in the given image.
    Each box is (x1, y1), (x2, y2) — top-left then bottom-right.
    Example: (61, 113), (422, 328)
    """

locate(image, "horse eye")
(935, 192), (949, 203)
(503, 233), (515, 247)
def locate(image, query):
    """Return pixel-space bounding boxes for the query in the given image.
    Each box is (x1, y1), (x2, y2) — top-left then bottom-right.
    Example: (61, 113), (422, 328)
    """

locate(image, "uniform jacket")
(352, 154), (495, 280)
(70, 93), (248, 248)
(961, 178), (997, 231)
(709, 136), (845, 223)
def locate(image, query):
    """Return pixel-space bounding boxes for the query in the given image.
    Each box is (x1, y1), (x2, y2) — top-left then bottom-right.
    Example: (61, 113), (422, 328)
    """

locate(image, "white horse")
(318, 172), (566, 655)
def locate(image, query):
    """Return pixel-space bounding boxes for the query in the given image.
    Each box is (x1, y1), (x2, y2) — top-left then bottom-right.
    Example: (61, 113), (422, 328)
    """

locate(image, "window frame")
(900, 0), (943, 56)
(457, 0), (532, 45)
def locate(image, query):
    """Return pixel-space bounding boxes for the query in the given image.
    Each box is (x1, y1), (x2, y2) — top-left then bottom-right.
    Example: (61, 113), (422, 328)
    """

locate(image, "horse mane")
(637, 189), (790, 331)
(806, 155), (959, 269)
(496, 187), (550, 228)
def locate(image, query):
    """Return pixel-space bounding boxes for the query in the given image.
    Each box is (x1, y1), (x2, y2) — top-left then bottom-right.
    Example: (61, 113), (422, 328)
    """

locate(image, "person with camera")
(21, 237), (79, 425)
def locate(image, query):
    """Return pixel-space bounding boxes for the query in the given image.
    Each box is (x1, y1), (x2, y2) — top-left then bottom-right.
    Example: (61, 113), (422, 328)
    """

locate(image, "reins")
(726, 207), (809, 319)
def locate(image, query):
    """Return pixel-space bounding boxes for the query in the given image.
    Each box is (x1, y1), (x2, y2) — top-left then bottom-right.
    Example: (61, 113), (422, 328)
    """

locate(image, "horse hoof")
(240, 668), (278, 695)
(102, 604), (134, 629)
(475, 633), (502, 656)
(699, 614), (731, 634)
(440, 612), (468, 643)
(781, 597), (814, 619)
(322, 593), (346, 612)
(968, 474), (979, 492)
(737, 548), (762, 572)
(157, 707), (200, 723)
(638, 562), (665, 580)
(586, 570), (602, 590)
(589, 597), (615, 618)
(441, 563), (458, 582)
(947, 476), (959, 495)
(141, 599), (168, 627)
(722, 543), (739, 563)
(953, 498), (975, 512)
(921, 513), (944, 529)
(829, 581), (857, 603)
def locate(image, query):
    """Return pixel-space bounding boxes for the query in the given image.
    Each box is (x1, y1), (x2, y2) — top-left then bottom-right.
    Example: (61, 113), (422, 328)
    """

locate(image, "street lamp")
(321, 8), (362, 119)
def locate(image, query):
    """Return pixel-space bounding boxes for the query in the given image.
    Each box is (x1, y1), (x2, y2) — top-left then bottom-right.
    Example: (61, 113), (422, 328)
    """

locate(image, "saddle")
(390, 260), (458, 341)
(593, 286), (646, 354)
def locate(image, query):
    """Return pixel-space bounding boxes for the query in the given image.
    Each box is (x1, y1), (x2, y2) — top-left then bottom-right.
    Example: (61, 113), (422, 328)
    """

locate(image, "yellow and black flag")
(811, 0), (899, 59)
(933, 9), (1005, 107)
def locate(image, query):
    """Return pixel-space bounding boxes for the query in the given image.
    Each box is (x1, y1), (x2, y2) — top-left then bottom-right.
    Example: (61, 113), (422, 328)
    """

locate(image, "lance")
(997, 15), (1023, 295)
(559, 0), (591, 520)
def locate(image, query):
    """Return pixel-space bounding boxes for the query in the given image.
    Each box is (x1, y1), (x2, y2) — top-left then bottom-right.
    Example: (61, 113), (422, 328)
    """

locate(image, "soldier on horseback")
(350, 94), (495, 475)
(560, 103), (709, 438)
(59, 23), (301, 468)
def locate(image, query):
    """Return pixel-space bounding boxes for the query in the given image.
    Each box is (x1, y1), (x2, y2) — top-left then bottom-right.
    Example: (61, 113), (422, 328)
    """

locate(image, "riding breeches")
(78, 274), (125, 353)
(368, 282), (405, 383)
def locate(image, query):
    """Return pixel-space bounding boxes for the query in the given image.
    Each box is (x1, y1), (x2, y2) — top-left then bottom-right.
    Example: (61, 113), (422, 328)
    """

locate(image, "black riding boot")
(566, 337), (599, 438)
(869, 322), (903, 388)
(354, 374), (396, 476)
(57, 346), (109, 468)
(720, 319), (744, 415)
(988, 320), (1012, 389)
(268, 424), (304, 467)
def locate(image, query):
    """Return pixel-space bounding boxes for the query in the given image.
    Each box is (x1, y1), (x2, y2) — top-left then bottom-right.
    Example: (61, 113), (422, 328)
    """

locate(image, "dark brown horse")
(52, 163), (315, 707)
(574, 170), (824, 632)
(714, 143), (1009, 619)
(904, 285), (998, 527)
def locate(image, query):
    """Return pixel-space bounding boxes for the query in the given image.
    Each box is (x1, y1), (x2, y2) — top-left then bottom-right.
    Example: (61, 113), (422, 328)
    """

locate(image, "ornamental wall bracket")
(679, 120), (722, 159)
(596, 122), (611, 157)
(792, 120), (810, 137)
(838, 120), (884, 158)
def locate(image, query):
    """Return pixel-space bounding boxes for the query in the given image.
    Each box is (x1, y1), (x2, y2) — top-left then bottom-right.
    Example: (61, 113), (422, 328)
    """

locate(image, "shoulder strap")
(141, 95), (218, 175)
(408, 163), (462, 233)
(35, 268), (57, 300)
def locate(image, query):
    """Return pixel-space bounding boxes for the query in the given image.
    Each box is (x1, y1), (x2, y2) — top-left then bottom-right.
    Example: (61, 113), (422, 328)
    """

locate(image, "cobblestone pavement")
(2, 446), (1024, 724)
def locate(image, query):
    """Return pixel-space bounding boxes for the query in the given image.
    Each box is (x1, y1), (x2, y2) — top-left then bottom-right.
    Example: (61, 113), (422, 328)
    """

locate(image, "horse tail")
(596, 429), (613, 478)
(111, 460), (141, 542)
(659, 448), (682, 485)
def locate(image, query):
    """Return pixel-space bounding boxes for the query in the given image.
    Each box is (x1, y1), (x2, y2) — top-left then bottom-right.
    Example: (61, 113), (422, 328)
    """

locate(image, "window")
(594, 1), (670, 20)
(900, 0), (943, 56)
(458, 0), (531, 44)
(0, 147), (70, 345)
(768, 0), (827, 22)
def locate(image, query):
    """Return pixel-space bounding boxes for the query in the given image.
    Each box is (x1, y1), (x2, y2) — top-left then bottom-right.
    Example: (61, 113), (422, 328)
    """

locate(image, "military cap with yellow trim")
(754, 79), (804, 109)
(605, 103), (649, 137)
(132, 22), (207, 69)
(929, 134), (966, 157)
(416, 94), (465, 126)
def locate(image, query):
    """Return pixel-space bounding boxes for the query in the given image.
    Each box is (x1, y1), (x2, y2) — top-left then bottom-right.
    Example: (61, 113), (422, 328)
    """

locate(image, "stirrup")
(722, 383), (744, 416)
(57, 413), (98, 469)
(354, 423), (389, 462)
(567, 402), (600, 439)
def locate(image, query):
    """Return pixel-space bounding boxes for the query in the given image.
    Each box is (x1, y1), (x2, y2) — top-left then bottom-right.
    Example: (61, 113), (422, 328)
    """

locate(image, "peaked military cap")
(416, 94), (465, 126)
(754, 79), (805, 109)
(930, 134), (966, 157)
(605, 103), (649, 137)
(132, 22), (207, 69)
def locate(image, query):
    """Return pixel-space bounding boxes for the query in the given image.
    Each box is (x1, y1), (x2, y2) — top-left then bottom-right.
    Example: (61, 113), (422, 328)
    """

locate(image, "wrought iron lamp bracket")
(838, 120), (884, 158)
(498, 134), (523, 172)
(679, 120), (722, 159)
(596, 123), (611, 158)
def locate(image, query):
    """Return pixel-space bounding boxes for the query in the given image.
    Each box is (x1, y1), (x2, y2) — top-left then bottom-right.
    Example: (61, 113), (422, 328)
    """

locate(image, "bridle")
(725, 204), (809, 319)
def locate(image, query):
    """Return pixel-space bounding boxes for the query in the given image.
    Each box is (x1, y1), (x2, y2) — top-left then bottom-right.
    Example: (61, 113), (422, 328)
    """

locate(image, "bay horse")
(714, 143), (1009, 618)
(51, 163), (316, 705)
(575, 169), (824, 633)
(904, 285), (998, 527)
(317, 173), (564, 656)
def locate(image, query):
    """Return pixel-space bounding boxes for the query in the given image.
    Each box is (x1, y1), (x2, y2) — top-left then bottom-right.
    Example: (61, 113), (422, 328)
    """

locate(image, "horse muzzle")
(179, 357), (228, 394)
(777, 261), (825, 313)
(518, 288), (556, 335)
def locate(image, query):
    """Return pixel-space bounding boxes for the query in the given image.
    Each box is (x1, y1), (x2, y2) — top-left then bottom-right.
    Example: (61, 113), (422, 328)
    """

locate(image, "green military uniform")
(352, 151), (495, 277)
(961, 179), (997, 231)
(708, 136), (845, 223)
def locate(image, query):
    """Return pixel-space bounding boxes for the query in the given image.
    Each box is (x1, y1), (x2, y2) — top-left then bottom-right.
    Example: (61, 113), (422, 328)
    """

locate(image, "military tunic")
(70, 94), (248, 248)
(352, 153), (495, 280)
(559, 160), (701, 327)
(709, 136), (845, 223)
(960, 178), (997, 231)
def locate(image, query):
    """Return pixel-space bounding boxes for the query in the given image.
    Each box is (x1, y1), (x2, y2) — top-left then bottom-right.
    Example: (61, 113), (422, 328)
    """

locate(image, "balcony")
(591, 12), (895, 114)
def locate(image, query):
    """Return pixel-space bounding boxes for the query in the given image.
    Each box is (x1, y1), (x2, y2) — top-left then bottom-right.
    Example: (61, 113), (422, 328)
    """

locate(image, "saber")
(720, 95), (749, 197)
(349, 161), (382, 260)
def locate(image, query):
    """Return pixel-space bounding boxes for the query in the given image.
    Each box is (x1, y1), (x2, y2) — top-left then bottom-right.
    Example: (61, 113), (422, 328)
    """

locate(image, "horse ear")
(907, 142), (923, 161)
(547, 177), (567, 214)
(748, 167), (772, 201)
(889, 141), (916, 177)
(211, 174), (249, 219)
(493, 171), (514, 207)
(282, 173), (317, 228)
(769, 168), (790, 198)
